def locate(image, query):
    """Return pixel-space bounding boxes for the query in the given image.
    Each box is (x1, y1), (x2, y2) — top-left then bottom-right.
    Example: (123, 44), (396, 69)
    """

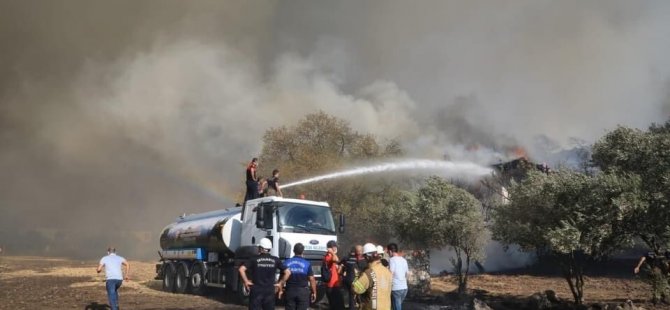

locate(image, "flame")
(466, 143), (480, 152)
(511, 146), (527, 159)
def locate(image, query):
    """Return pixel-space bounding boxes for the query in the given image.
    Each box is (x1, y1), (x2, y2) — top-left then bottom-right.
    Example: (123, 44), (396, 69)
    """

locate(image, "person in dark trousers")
(342, 245), (367, 310)
(267, 169), (283, 197)
(239, 238), (291, 310)
(324, 240), (345, 310)
(634, 250), (670, 304)
(96, 247), (129, 310)
(245, 158), (259, 202)
(282, 243), (317, 310)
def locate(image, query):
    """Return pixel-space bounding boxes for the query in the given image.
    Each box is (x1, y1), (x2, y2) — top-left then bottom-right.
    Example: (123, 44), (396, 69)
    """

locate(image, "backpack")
(321, 257), (332, 283)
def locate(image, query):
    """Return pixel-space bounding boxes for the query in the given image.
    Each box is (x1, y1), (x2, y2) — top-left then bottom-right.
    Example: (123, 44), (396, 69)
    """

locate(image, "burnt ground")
(0, 256), (244, 310)
(0, 255), (669, 310)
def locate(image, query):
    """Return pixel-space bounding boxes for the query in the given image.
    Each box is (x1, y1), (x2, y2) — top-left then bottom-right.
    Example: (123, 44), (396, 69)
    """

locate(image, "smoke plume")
(1, 0), (669, 259)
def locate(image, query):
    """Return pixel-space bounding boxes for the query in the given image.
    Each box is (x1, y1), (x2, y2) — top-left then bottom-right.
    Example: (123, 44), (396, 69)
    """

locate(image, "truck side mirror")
(338, 213), (345, 234)
(255, 206), (265, 228)
(256, 204), (274, 230)
(263, 205), (274, 230)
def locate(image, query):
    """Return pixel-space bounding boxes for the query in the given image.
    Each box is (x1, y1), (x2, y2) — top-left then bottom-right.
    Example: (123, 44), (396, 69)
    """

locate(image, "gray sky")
(1, 0), (669, 258)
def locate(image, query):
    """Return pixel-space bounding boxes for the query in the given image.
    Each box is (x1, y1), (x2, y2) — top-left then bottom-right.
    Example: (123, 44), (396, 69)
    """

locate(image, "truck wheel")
(175, 262), (189, 294)
(162, 262), (176, 293)
(189, 262), (207, 295)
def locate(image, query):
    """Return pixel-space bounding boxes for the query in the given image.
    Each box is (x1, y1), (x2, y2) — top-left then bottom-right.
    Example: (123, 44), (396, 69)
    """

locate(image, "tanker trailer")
(155, 195), (344, 304)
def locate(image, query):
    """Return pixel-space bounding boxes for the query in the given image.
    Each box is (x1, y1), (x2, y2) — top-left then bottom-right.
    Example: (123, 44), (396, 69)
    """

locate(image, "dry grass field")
(1, 255), (669, 309)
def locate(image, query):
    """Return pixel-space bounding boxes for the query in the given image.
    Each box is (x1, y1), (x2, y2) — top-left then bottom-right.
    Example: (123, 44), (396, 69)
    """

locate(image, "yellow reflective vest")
(352, 260), (392, 310)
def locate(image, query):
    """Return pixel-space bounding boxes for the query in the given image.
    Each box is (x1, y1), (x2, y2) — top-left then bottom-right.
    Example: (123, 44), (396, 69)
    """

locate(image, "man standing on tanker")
(239, 238), (291, 310)
(96, 246), (130, 310)
(245, 158), (259, 202)
(283, 243), (317, 310)
(267, 169), (283, 197)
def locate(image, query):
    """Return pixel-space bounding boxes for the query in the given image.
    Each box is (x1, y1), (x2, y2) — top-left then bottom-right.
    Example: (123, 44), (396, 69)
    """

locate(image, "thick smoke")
(1, 1), (670, 260)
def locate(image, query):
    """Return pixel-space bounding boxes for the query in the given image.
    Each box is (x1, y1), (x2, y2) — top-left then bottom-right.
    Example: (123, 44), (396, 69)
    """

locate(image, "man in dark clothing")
(245, 158), (259, 202)
(239, 238), (291, 310)
(283, 243), (317, 310)
(634, 250), (670, 304)
(342, 245), (367, 310)
(267, 169), (283, 197)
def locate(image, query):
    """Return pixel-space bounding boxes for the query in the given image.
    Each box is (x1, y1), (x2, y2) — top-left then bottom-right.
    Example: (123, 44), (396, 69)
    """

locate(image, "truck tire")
(175, 262), (189, 294)
(189, 262), (207, 295)
(162, 262), (176, 293)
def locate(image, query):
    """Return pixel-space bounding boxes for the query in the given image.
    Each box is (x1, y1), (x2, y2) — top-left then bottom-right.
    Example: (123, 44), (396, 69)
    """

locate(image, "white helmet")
(259, 238), (272, 250)
(362, 243), (377, 255)
(376, 245), (385, 255)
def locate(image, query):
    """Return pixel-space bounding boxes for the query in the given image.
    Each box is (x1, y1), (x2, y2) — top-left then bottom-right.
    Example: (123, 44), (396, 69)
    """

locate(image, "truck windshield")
(277, 202), (336, 235)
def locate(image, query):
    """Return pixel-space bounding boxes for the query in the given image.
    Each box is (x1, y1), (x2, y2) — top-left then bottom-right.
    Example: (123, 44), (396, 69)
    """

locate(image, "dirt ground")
(432, 274), (668, 309)
(0, 256), (244, 310)
(1, 255), (669, 310)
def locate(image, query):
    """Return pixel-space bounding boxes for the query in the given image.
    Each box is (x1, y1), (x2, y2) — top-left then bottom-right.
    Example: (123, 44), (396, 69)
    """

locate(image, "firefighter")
(377, 245), (389, 268)
(341, 245), (367, 310)
(239, 238), (291, 310)
(352, 243), (393, 310)
(634, 250), (670, 304)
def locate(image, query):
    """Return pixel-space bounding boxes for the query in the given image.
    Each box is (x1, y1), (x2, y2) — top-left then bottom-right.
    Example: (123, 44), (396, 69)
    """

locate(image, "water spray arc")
(280, 159), (493, 189)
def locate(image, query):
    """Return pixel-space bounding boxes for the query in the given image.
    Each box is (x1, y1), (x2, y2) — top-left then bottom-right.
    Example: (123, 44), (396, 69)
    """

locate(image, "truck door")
(240, 201), (277, 253)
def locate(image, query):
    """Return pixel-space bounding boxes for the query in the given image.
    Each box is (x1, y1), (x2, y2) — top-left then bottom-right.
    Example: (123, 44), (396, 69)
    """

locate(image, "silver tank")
(159, 207), (242, 255)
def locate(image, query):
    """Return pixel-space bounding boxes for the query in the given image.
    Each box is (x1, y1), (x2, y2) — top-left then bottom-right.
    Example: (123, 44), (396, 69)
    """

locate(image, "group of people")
(246, 158), (283, 201)
(239, 238), (409, 310)
(323, 241), (409, 310)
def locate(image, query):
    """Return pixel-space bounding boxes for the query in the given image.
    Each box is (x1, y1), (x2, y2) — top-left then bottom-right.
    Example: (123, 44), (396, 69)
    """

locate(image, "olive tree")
(258, 111), (403, 244)
(492, 170), (642, 305)
(391, 176), (486, 295)
(592, 121), (670, 252)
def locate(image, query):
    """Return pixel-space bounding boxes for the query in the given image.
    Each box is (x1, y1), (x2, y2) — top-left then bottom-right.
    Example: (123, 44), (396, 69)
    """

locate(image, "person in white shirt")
(96, 247), (129, 310)
(386, 243), (408, 310)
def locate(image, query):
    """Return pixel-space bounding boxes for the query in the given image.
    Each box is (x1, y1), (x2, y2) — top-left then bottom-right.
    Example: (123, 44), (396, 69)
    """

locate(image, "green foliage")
(260, 111), (402, 178)
(258, 111), (403, 245)
(390, 176), (486, 295)
(592, 121), (670, 251)
(492, 170), (642, 304)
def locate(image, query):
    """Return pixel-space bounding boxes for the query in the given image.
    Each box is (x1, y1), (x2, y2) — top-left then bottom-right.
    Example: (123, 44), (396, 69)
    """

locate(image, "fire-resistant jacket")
(352, 260), (392, 310)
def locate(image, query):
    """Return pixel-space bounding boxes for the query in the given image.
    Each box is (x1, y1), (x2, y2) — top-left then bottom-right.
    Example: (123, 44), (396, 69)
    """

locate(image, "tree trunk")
(576, 270), (584, 304)
(561, 257), (584, 305)
(453, 247), (466, 295)
(462, 252), (471, 295)
(457, 256), (464, 295)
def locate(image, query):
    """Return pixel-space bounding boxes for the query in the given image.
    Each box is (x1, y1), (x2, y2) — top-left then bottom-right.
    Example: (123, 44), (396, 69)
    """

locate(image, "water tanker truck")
(155, 195), (343, 303)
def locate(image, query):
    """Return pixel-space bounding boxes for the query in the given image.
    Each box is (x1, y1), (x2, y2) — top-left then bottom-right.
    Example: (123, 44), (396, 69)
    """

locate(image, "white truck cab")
(241, 196), (342, 260)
